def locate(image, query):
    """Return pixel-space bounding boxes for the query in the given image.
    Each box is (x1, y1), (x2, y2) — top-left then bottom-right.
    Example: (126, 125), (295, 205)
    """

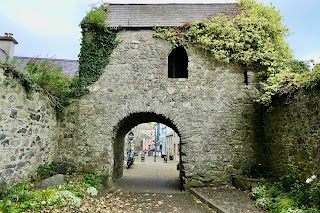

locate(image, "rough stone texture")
(0, 67), (58, 184)
(263, 88), (320, 180)
(231, 176), (260, 191)
(36, 174), (64, 189)
(57, 30), (262, 188)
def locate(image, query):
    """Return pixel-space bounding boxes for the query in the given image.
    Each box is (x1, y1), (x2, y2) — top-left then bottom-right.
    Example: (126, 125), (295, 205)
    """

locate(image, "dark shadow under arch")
(112, 112), (183, 188)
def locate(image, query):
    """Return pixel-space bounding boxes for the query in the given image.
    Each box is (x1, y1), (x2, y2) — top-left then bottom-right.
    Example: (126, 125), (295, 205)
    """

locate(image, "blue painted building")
(156, 123), (167, 156)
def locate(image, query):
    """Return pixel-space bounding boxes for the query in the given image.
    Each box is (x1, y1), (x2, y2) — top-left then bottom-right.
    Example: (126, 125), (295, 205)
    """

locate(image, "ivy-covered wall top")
(153, 0), (320, 106)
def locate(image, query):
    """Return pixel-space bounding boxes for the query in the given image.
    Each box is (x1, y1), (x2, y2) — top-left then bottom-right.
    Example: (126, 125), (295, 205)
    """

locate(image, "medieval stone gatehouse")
(57, 3), (261, 189)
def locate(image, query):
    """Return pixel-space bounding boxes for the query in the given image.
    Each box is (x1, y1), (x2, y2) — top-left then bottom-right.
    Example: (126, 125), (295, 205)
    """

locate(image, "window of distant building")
(168, 46), (188, 78)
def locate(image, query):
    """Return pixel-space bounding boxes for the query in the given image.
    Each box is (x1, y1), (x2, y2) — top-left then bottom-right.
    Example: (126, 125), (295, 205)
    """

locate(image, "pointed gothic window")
(168, 46), (188, 78)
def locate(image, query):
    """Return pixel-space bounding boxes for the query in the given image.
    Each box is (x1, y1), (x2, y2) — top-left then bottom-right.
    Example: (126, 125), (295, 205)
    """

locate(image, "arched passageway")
(112, 112), (183, 191)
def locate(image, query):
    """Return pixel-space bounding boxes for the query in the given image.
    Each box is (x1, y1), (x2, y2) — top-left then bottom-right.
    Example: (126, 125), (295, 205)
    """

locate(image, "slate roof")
(13, 56), (79, 77)
(107, 3), (241, 28)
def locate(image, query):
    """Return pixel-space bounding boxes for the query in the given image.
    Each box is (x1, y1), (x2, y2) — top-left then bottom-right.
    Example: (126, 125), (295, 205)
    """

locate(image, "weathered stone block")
(36, 174), (64, 189)
(231, 176), (260, 191)
(10, 109), (17, 118)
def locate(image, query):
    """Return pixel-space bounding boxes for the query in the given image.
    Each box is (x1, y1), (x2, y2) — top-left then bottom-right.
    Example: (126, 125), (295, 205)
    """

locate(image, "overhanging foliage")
(0, 59), (77, 111)
(154, 0), (319, 106)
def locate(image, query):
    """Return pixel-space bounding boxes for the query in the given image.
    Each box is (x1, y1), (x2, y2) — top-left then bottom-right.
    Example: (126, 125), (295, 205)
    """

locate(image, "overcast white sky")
(0, 0), (319, 61)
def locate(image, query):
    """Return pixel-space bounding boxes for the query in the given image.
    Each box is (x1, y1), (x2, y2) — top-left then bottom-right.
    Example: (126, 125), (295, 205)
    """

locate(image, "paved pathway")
(112, 154), (181, 193)
(110, 155), (265, 213)
(191, 187), (265, 213)
(111, 155), (215, 213)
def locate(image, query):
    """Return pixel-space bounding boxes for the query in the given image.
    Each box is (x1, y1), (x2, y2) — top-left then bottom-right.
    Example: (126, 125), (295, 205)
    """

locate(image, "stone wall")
(263, 88), (320, 180)
(0, 67), (58, 184)
(57, 30), (262, 188)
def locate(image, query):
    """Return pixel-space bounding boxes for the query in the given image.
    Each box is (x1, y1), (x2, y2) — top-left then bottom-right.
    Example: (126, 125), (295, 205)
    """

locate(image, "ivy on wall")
(0, 63), (35, 93)
(1, 4), (119, 112)
(259, 64), (320, 104)
(154, 0), (292, 78)
(153, 0), (320, 106)
(76, 5), (119, 97)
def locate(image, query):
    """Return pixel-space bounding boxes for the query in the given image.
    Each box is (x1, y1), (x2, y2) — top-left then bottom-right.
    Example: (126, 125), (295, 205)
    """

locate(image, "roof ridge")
(109, 3), (235, 5)
(13, 56), (78, 62)
(107, 4), (240, 28)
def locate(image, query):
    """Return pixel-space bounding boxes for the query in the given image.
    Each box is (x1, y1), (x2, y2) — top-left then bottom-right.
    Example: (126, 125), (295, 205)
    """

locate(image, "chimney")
(0, 33), (18, 58)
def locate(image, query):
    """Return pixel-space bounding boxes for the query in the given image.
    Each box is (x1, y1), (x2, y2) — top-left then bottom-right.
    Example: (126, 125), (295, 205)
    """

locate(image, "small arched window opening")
(168, 46), (188, 78)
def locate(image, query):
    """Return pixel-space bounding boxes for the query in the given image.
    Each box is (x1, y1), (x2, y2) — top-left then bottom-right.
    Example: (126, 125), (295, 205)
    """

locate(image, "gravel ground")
(36, 190), (215, 213)
(35, 155), (262, 213)
(35, 156), (215, 212)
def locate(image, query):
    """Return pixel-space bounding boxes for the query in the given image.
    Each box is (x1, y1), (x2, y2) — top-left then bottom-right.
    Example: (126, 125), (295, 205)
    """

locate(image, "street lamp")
(153, 124), (161, 162)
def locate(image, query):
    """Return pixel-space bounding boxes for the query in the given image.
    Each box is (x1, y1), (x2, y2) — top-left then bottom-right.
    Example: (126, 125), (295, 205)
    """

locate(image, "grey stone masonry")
(0, 67), (58, 184)
(57, 30), (262, 188)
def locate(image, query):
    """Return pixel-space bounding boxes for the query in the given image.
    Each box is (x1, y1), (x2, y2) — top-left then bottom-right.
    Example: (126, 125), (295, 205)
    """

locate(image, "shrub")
(80, 5), (108, 32)
(36, 162), (58, 180)
(0, 183), (8, 200)
(0, 174), (102, 212)
(309, 182), (320, 207)
(255, 197), (273, 210)
(86, 187), (98, 196)
(275, 198), (297, 213)
(277, 173), (300, 192)
(24, 59), (77, 109)
(251, 173), (320, 212)
(82, 174), (102, 189)
(252, 185), (268, 199)
(55, 190), (82, 207)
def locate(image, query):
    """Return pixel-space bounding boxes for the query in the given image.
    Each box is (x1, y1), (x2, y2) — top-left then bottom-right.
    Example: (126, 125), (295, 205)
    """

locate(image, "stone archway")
(111, 112), (183, 188)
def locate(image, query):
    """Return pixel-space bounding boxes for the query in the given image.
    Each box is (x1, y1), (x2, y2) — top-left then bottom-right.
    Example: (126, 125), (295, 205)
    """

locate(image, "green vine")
(0, 3), (119, 114)
(153, 0), (319, 106)
(154, 0), (292, 78)
(0, 63), (35, 93)
(76, 4), (119, 97)
(259, 64), (320, 104)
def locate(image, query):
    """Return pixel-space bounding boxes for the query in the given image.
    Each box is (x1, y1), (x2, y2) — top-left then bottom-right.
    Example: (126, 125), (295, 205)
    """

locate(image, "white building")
(166, 127), (180, 161)
(130, 123), (156, 151)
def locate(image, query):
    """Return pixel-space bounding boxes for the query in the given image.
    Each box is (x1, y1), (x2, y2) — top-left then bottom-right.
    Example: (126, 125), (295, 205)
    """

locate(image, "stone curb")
(190, 188), (229, 213)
